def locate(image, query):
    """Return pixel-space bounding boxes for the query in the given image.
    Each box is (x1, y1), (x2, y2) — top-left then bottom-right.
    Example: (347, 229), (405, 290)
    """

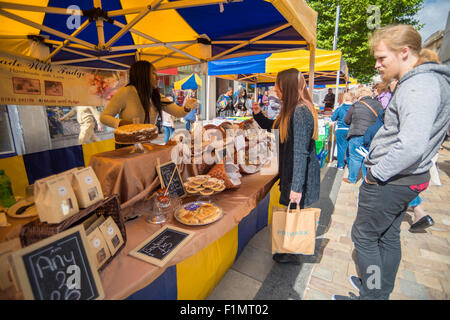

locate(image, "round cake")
(114, 124), (158, 144)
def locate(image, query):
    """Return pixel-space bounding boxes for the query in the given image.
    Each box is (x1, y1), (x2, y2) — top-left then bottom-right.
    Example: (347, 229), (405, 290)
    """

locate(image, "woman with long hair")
(100, 60), (197, 147)
(252, 68), (321, 265)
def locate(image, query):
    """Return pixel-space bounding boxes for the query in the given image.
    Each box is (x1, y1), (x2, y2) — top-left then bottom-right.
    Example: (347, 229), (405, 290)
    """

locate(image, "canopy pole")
(94, 0), (105, 48)
(308, 44), (315, 99)
(0, 8), (97, 50)
(111, 20), (201, 62)
(45, 19), (91, 62)
(104, 4), (155, 49)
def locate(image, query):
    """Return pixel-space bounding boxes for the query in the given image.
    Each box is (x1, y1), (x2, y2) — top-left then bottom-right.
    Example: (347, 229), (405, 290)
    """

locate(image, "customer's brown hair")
(273, 68), (318, 142)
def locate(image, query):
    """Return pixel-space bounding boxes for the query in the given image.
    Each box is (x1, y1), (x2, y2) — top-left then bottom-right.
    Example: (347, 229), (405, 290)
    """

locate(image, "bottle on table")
(0, 170), (16, 208)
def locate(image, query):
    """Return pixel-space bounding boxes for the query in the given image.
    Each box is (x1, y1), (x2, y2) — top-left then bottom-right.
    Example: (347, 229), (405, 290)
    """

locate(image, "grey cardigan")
(254, 105), (320, 207)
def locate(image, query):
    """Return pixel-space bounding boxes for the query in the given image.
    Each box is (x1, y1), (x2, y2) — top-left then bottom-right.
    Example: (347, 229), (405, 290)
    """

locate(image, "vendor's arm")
(100, 87), (127, 128)
(161, 94), (190, 118)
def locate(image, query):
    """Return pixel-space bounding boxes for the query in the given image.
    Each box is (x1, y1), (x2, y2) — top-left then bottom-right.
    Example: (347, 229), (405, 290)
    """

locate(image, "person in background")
(246, 94), (255, 115)
(331, 92), (354, 170)
(323, 88), (335, 110)
(342, 86), (383, 184)
(267, 86), (281, 119)
(61, 106), (103, 144)
(333, 24), (450, 301)
(161, 109), (175, 144)
(373, 81), (392, 109)
(184, 90), (199, 131)
(100, 61), (196, 149)
(176, 90), (185, 107)
(234, 88), (247, 114)
(216, 87), (233, 117)
(252, 68), (320, 265)
(261, 90), (269, 112)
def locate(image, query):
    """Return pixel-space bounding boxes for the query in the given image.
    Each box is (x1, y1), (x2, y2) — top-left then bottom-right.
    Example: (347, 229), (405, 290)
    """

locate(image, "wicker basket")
(19, 195), (126, 272)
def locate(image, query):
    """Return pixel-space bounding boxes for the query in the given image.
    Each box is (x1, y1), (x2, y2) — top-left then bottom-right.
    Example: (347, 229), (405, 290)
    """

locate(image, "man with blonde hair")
(334, 24), (450, 300)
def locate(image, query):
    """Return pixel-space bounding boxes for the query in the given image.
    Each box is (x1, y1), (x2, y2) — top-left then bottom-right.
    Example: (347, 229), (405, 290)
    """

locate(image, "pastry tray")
(174, 201), (224, 226)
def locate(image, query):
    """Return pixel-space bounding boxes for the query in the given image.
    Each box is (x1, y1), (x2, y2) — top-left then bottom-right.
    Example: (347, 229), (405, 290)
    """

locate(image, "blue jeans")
(408, 196), (422, 207)
(185, 120), (193, 132)
(335, 129), (349, 169)
(163, 126), (174, 144)
(348, 136), (367, 183)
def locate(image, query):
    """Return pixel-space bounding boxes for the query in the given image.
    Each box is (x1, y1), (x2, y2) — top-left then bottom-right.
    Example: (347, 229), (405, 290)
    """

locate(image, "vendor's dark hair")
(127, 60), (161, 123)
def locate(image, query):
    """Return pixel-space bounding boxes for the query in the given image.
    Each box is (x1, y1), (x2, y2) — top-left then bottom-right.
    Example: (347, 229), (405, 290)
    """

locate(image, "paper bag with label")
(98, 217), (123, 256)
(35, 176), (79, 224)
(0, 238), (21, 290)
(72, 167), (104, 208)
(56, 167), (80, 184)
(86, 228), (111, 270)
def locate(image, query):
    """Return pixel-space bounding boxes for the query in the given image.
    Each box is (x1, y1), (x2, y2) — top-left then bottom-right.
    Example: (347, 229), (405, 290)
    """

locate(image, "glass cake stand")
(115, 140), (155, 154)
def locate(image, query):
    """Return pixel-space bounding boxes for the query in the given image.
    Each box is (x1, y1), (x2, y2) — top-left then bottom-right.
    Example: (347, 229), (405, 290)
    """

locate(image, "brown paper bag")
(72, 167), (104, 208)
(98, 217), (123, 256)
(86, 227), (111, 270)
(272, 203), (321, 255)
(34, 176), (79, 224)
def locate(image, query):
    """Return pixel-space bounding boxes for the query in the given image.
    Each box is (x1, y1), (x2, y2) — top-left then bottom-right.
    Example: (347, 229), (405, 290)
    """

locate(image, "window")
(0, 105), (16, 156)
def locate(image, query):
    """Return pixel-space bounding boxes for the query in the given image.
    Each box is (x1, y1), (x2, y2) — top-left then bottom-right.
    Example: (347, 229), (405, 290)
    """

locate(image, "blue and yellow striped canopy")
(0, 0), (317, 70)
(174, 73), (202, 90)
(208, 48), (349, 86)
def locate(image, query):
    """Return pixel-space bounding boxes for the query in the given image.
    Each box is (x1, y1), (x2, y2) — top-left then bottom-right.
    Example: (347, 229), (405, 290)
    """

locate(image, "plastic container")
(0, 170), (16, 207)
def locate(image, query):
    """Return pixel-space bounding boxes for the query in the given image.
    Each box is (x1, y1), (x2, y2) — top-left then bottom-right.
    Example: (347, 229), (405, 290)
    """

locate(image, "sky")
(415, 0), (450, 42)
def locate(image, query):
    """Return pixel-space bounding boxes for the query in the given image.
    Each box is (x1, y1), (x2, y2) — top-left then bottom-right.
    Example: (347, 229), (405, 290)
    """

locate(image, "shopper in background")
(261, 90), (269, 112)
(331, 92), (354, 170)
(216, 87), (234, 117)
(61, 106), (103, 144)
(184, 90), (199, 131)
(267, 87), (281, 119)
(161, 110), (175, 144)
(342, 86), (383, 184)
(176, 90), (185, 107)
(373, 81), (392, 109)
(252, 68), (320, 265)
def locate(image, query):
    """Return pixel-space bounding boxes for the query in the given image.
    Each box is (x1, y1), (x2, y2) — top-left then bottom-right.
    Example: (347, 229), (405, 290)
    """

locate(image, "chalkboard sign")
(129, 225), (194, 267)
(157, 161), (186, 198)
(9, 225), (104, 300)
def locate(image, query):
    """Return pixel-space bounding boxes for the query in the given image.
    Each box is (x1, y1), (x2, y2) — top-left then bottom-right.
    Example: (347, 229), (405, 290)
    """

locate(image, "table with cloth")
(88, 143), (278, 299)
(0, 142), (277, 299)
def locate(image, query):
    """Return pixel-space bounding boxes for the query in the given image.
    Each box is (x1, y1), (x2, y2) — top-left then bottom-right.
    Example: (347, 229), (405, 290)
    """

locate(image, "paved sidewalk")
(304, 140), (450, 300)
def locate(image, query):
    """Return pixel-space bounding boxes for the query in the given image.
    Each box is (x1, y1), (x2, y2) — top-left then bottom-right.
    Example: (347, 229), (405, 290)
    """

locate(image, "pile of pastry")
(184, 175), (226, 195)
(175, 202), (222, 225)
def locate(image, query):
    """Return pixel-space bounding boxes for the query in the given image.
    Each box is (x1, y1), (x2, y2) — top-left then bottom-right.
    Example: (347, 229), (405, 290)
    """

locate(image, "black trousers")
(351, 181), (419, 299)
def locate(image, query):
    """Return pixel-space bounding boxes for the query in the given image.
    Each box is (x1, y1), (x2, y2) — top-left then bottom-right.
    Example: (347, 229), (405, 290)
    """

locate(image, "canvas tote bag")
(272, 202), (321, 255)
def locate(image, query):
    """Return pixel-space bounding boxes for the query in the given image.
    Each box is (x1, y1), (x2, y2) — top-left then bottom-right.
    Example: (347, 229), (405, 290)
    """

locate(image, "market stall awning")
(174, 73), (202, 90)
(0, 0), (317, 70)
(208, 48), (347, 85)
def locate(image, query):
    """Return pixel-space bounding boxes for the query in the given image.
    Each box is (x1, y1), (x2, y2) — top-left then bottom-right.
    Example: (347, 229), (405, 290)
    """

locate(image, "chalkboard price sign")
(9, 225), (104, 300)
(129, 225), (194, 267)
(157, 161), (186, 198)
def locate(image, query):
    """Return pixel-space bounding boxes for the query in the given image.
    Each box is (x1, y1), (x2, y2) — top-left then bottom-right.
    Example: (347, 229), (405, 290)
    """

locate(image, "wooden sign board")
(156, 161), (186, 198)
(129, 225), (194, 267)
(9, 225), (104, 300)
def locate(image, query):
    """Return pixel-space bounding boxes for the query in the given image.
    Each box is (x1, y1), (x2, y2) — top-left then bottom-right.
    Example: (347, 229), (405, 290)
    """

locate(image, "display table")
(101, 171), (277, 299)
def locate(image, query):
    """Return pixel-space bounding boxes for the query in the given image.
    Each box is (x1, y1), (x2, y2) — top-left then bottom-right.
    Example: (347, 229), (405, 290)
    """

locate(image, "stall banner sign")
(0, 52), (127, 107)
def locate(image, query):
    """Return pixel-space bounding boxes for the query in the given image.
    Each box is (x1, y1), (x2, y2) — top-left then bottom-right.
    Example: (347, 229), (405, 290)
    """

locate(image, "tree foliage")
(307, 0), (424, 83)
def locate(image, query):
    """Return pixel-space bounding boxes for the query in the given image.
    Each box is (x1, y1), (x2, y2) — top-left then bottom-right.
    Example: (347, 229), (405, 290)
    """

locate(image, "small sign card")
(128, 225), (194, 267)
(156, 161), (186, 198)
